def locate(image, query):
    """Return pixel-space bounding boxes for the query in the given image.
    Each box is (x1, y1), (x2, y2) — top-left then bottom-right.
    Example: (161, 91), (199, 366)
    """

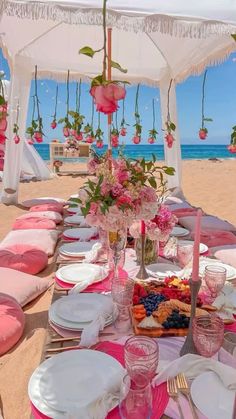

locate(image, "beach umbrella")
(1, 0), (236, 203)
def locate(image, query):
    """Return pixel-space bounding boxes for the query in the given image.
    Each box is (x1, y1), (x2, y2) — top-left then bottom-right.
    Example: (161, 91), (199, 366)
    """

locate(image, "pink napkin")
(61, 235), (78, 242)
(31, 342), (169, 419)
(191, 229), (236, 248)
(225, 316), (236, 333)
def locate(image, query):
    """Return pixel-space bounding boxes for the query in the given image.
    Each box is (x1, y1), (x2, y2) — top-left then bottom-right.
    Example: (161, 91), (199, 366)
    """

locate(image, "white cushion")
(179, 215), (236, 232)
(0, 229), (60, 256)
(0, 267), (52, 307)
(22, 197), (66, 208)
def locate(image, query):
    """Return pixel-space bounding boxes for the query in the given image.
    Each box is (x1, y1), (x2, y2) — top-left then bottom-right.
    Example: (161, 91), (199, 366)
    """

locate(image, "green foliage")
(111, 60), (127, 73)
(79, 46), (97, 58)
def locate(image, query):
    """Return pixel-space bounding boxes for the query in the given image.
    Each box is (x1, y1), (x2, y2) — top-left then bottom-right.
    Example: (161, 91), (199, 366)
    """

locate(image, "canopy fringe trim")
(2, 0), (236, 39)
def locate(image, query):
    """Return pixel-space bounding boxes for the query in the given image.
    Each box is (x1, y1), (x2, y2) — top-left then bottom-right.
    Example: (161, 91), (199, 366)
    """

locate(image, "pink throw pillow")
(29, 203), (64, 214)
(12, 217), (56, 230)
(0, 267), (52, 307)
(0, 229), (59, 256)
(0, 293), (25, 356)
(22, 197), (66, 208)
(179, 215), (236, 232)
(0, 244), (48, 274)
(210, 245), (236, 268)
(17, 211), (62, 224)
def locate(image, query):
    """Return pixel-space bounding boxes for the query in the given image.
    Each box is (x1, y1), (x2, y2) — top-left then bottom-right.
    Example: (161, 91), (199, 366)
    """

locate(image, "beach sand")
(0, 158), (235, 419)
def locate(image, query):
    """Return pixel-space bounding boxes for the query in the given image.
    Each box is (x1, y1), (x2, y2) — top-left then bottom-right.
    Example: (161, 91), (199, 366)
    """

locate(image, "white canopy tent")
(1, 0), (236, 203)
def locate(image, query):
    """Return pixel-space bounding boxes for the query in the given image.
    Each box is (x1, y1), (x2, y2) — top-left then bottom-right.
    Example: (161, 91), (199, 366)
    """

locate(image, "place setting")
(64, 214), (90, 227)
(62, 227), (98, 242)
(54, 262), (109, 290)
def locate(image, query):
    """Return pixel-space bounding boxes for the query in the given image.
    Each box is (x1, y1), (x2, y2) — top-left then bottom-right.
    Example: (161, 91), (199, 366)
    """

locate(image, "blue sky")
(1, 48), (236, 144)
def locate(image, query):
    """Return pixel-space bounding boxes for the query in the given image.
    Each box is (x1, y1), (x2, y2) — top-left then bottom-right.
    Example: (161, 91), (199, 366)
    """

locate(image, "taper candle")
(141, 220), (145, 235)
(192, 209), (202, 282)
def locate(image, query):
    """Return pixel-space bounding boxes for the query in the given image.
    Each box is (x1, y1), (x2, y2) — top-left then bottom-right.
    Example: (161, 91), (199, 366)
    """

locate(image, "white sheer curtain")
(22, 140), (53, 180)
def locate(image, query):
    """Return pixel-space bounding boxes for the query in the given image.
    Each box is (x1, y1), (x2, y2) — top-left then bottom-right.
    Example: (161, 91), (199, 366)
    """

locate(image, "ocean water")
(33, 143), (235, 162)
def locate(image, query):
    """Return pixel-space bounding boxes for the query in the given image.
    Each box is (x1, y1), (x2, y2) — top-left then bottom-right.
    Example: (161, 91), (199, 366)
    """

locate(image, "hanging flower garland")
(148, 99), (158, 144)
(69, 79), (85, 141)
(0, 73), (8, 145)
(51, 84), (58, 129)
(120, 92), (128, 136)
(13, 100), (20, 144)
(84, 98), (95, 144)
(132, 84), (142, 144)
(26, 66), (44, 143)
(111, 111), (119, 147)
(95, 112), (104, 148)
(58, 70), (71, 138)
(199, 70), (213, 140)
(79, 0), (127, 115)
(164, 79), (176, 149)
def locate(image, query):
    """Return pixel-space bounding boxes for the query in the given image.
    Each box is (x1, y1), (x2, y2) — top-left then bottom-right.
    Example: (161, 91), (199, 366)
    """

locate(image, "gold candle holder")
(136, 234), (149, 280)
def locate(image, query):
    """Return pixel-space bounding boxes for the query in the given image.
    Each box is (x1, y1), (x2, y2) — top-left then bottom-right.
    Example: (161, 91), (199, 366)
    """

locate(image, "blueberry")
(162, 321), (169, 329)
(168, 321), (174, 328)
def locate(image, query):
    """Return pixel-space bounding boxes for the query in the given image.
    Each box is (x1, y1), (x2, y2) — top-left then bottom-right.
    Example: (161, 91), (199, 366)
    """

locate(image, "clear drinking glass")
(111, 277), (134, 333)
(204, 265), (226, 302)
(192, 314), (224, 357)
(108, 223), (127, 280)
(177, 242), (193, 268)
(119, 374), (152, 419)
(124, 336), (159, 382)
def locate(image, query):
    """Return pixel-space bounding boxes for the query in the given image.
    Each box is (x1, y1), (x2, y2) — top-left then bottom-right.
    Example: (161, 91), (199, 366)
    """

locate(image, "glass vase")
(135, 237), (159, 265)
(108, 222), (127, 281)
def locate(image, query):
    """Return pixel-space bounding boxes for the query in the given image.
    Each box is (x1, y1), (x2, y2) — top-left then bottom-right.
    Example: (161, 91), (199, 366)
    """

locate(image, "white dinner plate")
(199, 260), (236, 280)
(146, 262), (182, 278)
(59, 241), (98, 257)
(64, 215), (87, 225)
(170, 226), (189, 237)
(178, 240), (208, 254)
(29, 349), (124, 418)
(56, 294), (108, 322)
(191, 371), (235, 419)
(63, 227), (98, 241)
(56, 263), (106, 285)
(67, 207), (82, 215)
(49, 294), (113, 330)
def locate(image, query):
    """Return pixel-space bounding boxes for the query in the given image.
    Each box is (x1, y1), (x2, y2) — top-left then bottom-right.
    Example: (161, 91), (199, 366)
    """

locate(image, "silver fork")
(167, 377), (185, 419)
(176, 373), (198, 419)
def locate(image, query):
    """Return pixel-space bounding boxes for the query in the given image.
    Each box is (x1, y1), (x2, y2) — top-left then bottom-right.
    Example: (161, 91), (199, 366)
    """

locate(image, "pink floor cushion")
(179, 215), (236, 232)
(0, 244), (48, 274)
(0, 229), (60, 256)
(0, 267), (52, 307)
(210, 245), (236, 268)
(12, 217), (57, 230)
(0, 293), (25, 356)
(22, 197), (66, 208)
(29, 203), (64, 214)
(191, 229), (236, 248)
(17, 211), (62, 224)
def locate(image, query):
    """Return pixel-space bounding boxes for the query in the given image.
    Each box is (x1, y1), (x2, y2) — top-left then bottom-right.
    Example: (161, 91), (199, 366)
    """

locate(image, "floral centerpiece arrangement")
(130, 205), (177, 264)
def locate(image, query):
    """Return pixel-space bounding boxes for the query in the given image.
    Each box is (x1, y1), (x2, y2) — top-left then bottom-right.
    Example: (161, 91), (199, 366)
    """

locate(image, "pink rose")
(116, 194), (133, 208)
(51, 120), (57, 129)
(86, 136), (94, 144)
(228, 144), (236, 153)
(96, 140), (104, 148)
(90, 84), (126, 115)
(76, 133), (83, 141)
(63, 127), (70, 137)
(89, 202), (98, 215)
(14, 135), (20, 144)
(165, 133), (174, 148)
(148, 137), (155, 144)
(199, 129), (207, 140)
(111, 135), (119, 148)
(132, 136), (141, 144)
(116, 169), (130, 184)
(70, 129), (77, 137)
(34, 132), (43, 143)
(120, 127), (127, 136)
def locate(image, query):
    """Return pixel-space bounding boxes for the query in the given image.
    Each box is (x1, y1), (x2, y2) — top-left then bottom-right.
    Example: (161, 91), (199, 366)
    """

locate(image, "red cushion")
(29, 203), (64, 214)
(0, 293), (25, 356)
(0, 244), (48, 274)
(12, 217), (56, 230)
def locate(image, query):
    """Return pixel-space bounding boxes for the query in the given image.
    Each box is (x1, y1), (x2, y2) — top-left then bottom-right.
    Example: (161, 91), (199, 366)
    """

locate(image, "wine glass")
(108, 223), (127, 280)
(204, 265), (226, 302)
(111, 277), (134, 333)
(124, 336), (159, 382)
(119, 373), (152, 419)
(193, 314), (224, 357)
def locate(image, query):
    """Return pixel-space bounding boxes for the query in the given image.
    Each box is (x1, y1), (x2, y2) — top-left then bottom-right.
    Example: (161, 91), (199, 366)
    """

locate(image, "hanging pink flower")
(198, 128), (208, 140)
(148, 137), (155, 144)
(90, 84), (126, 115)
(51, 120), (57, 129)
(63, 127), (70, 137)
(228, 144), (236, 153)
(76, 133), (83, 141)
(96, 139), (104, 148)
(0, 131), (6, 144)
(86, 136), (95, 144)
(70, 129), (77, 137)
(165, 133), (174, 148)
(120, 127), (127, 137)
(132, 136), (141, 144)
(14, 135), (20, 144)
(111, 135), (119, 147)
(34, 132), (43, 143)
(28, 139), (34, 145)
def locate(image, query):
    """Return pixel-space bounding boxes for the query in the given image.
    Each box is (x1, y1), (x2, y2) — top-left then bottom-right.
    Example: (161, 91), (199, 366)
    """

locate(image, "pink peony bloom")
(120, 127), (127, 136)
(116, 169), (130, 184)
(111, 183), (123, 197)
(165, 133), (174, 148)
(90, 84), (126, 115)
(51, 120), (57, 129)
(132, 136), (141, 144)
(14, 135), (20, 144)
(63, 127), (70, 137)
(148, 137), (155, 144)
(0, 118), (7, 132)
(101, 181), (111, 195)
(152, 205), (177, 235)
(116, 194), (133, 208)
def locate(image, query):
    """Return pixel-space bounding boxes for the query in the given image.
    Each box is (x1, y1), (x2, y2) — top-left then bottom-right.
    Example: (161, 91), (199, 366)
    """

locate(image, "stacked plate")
(59, 241), (99, 258)
(56, 263), (107, 286)
(67, 206), (83, 215)
(178, 239), (208, 254)
(63, 227), (98, 241)
(64, 215), (89, 226)
(49, 293), (113, 331)
(146, 262), (182, 279)
(170, 226), (189, 237)
(29, 349), (125, 419)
